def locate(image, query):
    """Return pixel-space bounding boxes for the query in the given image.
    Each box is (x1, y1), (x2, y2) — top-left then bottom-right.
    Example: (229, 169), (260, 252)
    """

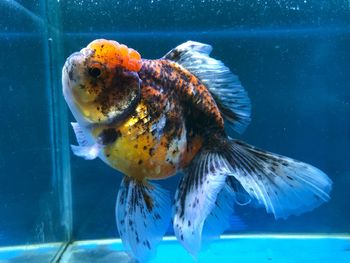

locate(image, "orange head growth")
(87, 39), (142, 72)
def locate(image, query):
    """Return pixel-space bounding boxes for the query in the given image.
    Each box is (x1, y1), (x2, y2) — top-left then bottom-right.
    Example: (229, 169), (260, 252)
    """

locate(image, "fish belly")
(102, 130), (202, 180)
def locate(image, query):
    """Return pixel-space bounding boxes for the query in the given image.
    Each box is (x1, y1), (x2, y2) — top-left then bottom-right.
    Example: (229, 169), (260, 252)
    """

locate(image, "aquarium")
(0, 0), (349, 262)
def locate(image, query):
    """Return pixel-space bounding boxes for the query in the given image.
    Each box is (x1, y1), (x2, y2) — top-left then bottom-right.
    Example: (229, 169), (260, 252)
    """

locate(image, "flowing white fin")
(224, 140), (332, 219)
(227, 176), (252, 206)
(164, 41), (251, 134)
(116, 178), (171, 262)
(71, 122), (88, 146)
(203, 184), (245, 241)
(70, 122), (101, 160)
(173, 150), (230, 257)
(70, 144), (101, 160)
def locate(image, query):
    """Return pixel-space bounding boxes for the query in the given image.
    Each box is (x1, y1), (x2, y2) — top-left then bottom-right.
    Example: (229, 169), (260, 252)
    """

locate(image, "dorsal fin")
(164, 41), (251, 134)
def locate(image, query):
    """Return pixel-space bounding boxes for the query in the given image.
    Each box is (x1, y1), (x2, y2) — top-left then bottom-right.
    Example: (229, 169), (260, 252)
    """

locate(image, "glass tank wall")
(0, 0), (71, 261)
(0, 0), (349, 262)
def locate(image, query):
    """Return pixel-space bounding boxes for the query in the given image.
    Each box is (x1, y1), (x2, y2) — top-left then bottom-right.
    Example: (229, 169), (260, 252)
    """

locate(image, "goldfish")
(62, 39), (332, 262)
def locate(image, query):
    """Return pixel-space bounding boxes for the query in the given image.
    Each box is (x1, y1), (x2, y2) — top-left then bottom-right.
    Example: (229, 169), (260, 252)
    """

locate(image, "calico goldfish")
(62, 40), (332, 262)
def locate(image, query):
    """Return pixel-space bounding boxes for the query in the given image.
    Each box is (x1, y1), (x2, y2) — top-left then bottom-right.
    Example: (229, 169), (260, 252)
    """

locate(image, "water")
(0, 0), (349, 262)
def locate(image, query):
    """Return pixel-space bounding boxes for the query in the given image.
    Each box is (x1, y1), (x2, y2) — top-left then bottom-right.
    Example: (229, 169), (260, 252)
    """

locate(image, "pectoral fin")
(70, 122), (101, 160)
(70, 144), (101, 160)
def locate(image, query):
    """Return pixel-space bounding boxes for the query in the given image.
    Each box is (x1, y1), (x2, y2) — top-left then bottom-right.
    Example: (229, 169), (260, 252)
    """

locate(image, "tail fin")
(172, 137), (331, 257)
(203, 184), (246, 240)
(173, 148), (244, 257)
(116, 177), (171, 262)
(173, 150), (230, 257)
(224, 139), (332, 219)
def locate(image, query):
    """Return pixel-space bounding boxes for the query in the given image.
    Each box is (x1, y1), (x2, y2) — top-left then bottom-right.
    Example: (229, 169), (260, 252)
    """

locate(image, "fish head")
(62, 39), (142, 125)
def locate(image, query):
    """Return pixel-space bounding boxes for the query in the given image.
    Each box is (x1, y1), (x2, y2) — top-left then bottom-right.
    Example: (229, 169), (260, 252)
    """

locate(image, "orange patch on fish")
(88, 39), (142, 72)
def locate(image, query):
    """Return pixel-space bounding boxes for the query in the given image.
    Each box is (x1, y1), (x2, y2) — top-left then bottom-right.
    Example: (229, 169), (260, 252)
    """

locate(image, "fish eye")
(88, 67), (101, 78)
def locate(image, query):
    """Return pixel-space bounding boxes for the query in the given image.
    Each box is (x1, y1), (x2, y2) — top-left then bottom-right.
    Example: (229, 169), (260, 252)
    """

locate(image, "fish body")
(90, 59), (219, 180)
(62, 40), (332, 262)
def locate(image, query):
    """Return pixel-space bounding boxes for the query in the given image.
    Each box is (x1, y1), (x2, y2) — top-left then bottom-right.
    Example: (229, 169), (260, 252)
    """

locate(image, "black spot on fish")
(282, 161), (289, 167)
(167, 49), (181, 61)
(68, 68), (74, 81)
(154, 213), (161, 220)
(143, 240), (151, 249)
(149, 147), (155, 156)
(99, 128), (121, 144)
(142, 191), (153, 211)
